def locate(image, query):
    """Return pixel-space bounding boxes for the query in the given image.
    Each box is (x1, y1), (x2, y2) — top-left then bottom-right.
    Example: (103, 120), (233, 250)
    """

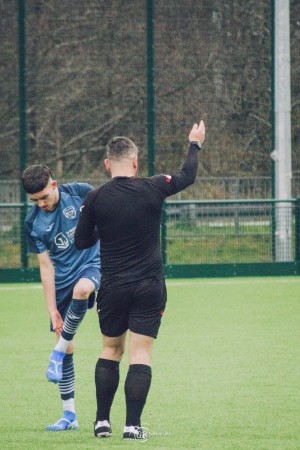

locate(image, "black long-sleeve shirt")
(75, 143), (199, 287)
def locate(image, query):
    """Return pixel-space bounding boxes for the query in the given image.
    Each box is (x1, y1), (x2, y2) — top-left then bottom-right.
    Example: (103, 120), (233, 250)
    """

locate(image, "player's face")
(28, 180), (59, 212)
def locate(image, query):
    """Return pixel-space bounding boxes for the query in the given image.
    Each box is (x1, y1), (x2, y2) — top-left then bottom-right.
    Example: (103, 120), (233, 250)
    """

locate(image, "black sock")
(125, 364), (152, 427)
(95, 358), (120, 422)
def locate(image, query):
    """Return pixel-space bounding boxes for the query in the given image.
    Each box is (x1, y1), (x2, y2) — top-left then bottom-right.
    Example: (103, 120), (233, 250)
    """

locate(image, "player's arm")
(75, 192), (99, 250)
(186, 119), (206, 171)
(176, 120), (206, 187)
(37, 251), (63, 335)
(153, 120), (206, 197)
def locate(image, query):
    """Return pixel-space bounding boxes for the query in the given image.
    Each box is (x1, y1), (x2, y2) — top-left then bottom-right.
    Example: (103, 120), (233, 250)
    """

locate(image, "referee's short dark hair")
(22, 164), (53, 194)
(106, 137), (138, 161)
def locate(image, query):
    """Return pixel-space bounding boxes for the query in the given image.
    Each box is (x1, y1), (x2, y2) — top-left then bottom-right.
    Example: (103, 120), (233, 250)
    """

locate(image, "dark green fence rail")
(0, 199), (299, 282)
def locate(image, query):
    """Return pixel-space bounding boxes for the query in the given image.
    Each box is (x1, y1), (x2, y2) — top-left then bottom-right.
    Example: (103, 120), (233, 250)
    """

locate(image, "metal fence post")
(271, 202), (276, 261)
(18, 0), (28, 270)
(146, 0), (155, 176)
(161, 202), (167, 265)
(271, 0), (276, 261)
(295, 198), (300, 262)
(273, 0), (293, 261)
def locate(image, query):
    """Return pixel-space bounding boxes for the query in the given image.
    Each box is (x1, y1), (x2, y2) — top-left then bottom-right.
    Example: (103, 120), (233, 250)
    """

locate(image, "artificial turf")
(0, 277), (299, 449)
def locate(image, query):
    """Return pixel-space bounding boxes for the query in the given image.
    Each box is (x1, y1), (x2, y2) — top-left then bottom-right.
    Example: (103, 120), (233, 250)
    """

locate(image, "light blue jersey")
(25, 182), (100, 290)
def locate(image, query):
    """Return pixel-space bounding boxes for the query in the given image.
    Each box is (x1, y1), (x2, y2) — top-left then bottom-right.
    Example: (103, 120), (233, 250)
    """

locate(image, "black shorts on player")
(97, 277), (167, 338)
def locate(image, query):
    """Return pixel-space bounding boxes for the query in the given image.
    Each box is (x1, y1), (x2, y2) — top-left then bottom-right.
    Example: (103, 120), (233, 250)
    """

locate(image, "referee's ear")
(104, 159), (110, 172)
(133, 155), (138, 169)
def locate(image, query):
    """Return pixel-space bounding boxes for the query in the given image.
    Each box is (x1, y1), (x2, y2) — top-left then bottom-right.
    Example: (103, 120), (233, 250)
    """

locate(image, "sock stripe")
(59, 353), (75, 398)
(61, 300), (88, 341)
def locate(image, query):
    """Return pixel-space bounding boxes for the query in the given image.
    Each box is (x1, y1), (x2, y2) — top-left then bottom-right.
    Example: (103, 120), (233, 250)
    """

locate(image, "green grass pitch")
(0, 277), (300, 449)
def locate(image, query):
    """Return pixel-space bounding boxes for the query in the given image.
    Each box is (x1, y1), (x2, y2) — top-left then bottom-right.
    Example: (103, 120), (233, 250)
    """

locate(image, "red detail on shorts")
(160, 310), (164, 315)
(165, 175), (172, 183)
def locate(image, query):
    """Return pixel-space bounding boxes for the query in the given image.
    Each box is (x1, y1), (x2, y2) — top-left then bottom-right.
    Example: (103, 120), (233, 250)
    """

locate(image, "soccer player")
(75, 120), (205, 440)
(22, 165), (100, 431)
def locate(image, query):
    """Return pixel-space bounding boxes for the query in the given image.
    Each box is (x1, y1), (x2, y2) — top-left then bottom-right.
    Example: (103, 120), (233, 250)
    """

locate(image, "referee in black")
(75, 120), (205, 440)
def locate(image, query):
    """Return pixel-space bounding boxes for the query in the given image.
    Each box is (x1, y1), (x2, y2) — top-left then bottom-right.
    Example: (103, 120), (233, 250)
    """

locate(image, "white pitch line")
(167, 278), (300, 286)
(0, 285), (42, 291)
(0, 278), (300, 291)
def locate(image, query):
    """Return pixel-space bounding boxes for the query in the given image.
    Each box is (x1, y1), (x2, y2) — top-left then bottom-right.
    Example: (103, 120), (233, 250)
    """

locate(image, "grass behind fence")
(0, 201), (298, 268)
(166, 221), (293, 263)
(0, 222), (295, 268)
(1, 277), (300, 449)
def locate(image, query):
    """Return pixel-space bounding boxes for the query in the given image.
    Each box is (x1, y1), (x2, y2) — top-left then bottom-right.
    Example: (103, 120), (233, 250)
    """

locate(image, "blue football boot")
(46, 411), (78, 431)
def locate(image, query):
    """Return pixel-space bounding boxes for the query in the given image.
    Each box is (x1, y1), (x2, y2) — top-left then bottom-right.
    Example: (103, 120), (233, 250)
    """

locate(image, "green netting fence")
(0, 199), (299, 281)
(1, 1), (299, 183)
(0, 1), (299, 280)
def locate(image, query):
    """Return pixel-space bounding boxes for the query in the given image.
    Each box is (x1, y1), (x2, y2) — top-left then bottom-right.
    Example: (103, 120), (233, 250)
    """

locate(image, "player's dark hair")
(106, 137), (138, 160)
(21, 164), (53, 194)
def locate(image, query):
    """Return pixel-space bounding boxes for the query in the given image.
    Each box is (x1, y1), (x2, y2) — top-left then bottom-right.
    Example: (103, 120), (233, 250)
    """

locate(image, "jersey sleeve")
(75, 182), (95, 199)
(150, 143), (199, 199)
(74, 190), (99, 249)
(60, 182), (94, 200)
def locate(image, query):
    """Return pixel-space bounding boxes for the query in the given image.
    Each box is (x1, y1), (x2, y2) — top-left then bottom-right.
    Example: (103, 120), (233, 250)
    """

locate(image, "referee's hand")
(189, 120), (205, 144)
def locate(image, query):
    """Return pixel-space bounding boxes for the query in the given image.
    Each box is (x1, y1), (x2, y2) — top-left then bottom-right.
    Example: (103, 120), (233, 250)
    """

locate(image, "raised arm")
(151, 120), (206, 197)
(179, 119), (206, 185)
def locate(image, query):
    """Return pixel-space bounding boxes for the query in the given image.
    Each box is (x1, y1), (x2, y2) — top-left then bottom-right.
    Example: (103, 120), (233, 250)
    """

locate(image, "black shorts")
(96, 277), (167, 338)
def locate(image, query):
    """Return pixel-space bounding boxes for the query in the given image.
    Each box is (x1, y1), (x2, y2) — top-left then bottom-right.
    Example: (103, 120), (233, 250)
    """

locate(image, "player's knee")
(111, 345), (124, 360)
(73, 284), (92, 299)
(103, 344), (124, 361)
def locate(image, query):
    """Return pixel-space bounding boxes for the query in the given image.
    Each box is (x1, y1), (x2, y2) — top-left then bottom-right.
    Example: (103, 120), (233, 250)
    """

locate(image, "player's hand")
(50, 309), (63, 336)
(189, 120), (205, 144)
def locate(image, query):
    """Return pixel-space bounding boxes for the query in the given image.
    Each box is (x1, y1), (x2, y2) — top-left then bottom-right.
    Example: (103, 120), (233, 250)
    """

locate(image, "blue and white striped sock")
(55, 299), (88, 353)
(59, 353), (75, 412)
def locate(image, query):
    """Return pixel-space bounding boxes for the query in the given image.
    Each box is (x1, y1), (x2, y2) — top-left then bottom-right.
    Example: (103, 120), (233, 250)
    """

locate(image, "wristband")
(190, 141), (201, 150)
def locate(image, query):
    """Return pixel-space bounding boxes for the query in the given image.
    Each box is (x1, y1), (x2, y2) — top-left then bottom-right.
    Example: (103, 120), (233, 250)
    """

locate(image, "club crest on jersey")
(164, 174), (172, 183)
(55, 232), (69, 249)
(63, 206), (76, 219)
